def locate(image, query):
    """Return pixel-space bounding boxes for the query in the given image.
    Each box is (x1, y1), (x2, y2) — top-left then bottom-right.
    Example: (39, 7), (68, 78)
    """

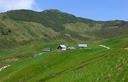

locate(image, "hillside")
(0, 9), (128, 49)
(0, 36), (128, 82)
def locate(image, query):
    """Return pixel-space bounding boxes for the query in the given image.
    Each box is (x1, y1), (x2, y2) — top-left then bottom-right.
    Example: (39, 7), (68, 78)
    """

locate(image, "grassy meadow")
(0, 36), (128, 82)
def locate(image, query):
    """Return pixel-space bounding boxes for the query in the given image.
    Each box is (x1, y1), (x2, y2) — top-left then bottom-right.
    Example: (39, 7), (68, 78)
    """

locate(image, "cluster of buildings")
(43, 44), (88, 52)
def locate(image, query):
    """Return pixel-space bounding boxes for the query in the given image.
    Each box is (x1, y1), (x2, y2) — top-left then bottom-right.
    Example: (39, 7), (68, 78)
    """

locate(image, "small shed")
(43, 48), (51, 52)
(57, 45), (67, 51)
(78, 44), (88, 48)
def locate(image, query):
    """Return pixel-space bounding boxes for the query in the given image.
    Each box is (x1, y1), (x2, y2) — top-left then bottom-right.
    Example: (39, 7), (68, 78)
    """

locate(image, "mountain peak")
(42, 9), (62, 13)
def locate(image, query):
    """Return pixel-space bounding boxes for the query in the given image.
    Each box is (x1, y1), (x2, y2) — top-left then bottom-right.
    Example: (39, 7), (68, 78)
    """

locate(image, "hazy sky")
(0, 0), (127, 20)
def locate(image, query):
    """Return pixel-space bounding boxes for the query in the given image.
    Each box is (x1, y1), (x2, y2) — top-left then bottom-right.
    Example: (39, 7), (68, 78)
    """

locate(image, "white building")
(57, 45), (67, 51)
(78, 44), (88, 48)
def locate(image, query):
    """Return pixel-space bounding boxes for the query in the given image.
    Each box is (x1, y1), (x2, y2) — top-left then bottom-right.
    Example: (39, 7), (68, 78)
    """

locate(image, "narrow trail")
(34, 52), (45, 58)
(99, 45), (110, 49)
(0, 65), (10, 72)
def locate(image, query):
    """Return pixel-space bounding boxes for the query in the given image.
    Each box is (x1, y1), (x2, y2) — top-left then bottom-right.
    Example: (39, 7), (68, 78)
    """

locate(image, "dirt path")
(99, 45), (110, 49)
(34, 52), (45, 58)
(0, 65), (10, 72)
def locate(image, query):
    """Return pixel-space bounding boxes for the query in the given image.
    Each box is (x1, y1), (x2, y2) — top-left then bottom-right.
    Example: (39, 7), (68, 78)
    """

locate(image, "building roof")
(59, 45), (66, 48)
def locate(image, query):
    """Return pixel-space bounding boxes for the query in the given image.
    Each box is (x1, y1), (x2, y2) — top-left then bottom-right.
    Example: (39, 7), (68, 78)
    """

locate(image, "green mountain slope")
(0, 9), (128, 49)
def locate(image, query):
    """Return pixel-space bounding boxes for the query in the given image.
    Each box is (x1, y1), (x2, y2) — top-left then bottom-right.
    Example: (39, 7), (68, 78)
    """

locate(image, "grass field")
(0, 36), (128, 82)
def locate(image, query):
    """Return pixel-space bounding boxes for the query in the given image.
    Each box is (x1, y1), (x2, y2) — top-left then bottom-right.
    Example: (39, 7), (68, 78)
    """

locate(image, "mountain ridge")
(0, 9), (128, 49)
